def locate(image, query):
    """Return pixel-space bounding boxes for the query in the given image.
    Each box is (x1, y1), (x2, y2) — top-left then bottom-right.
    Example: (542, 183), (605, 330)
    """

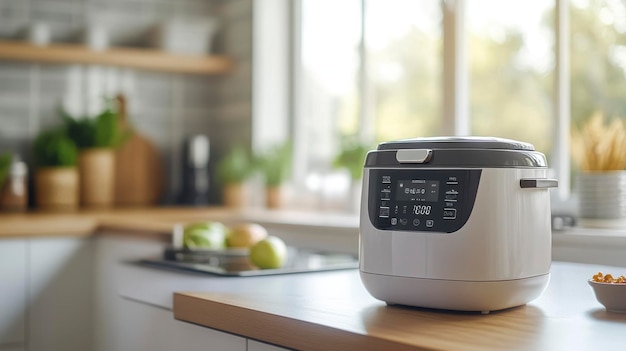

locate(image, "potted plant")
(62, 100), (127, 207)
(215, 146), (253, 208)
(256, 142), (292, 209)
(0, 153), (10, 191)
(333, 136), (370, 182)
(332, 136), (371, 213)
(32, 128), (80, 210)
(571, 113), (626, 224)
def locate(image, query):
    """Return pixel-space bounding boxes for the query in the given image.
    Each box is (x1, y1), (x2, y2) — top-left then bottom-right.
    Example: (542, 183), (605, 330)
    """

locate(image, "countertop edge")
(173, 292), (428, 351)
(0, 207), (360, 238)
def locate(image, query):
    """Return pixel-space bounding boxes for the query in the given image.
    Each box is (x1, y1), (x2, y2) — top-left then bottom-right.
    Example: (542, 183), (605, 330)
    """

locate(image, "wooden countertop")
(0, 207), (359, 238)
(0, 207), (222, 237)
(172, 262), (626, 351)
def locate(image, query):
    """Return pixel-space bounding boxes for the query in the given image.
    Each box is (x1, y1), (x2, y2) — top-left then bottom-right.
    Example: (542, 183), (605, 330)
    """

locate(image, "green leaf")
(33, 128), (78, 167)
(257, 142), (292, 187)
(332, 136), (371, 181)
(61, 99), (127, 149)
(216, 146), (253, 184)
(0, 152), (12, 189)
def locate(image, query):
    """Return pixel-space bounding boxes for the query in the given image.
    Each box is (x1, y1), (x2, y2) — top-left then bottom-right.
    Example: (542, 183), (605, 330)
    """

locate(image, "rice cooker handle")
(519, 179), (559, 189)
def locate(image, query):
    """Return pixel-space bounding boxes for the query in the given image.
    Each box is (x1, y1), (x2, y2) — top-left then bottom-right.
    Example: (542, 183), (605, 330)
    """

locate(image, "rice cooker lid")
(377, 136), (534, 151)
(367, 136), (547, 168)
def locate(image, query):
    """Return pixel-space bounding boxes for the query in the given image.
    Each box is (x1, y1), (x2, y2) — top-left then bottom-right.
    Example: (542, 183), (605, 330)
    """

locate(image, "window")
(570, 0), (626, 126)
(365, 0), (443, 142)
(467, 0), (554, 155)
(293, 0), (362, 209)
(293, 0), (626, 211)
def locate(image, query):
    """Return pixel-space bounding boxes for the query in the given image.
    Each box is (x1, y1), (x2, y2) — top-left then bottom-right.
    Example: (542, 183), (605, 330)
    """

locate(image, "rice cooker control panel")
(368, 169), (482, 233)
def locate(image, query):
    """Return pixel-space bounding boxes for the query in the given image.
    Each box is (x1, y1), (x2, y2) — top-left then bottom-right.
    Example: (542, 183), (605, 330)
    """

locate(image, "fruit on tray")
(182, 221), (228, 249)
(227, 223), (269, 248)
(249, 235), (288, 269)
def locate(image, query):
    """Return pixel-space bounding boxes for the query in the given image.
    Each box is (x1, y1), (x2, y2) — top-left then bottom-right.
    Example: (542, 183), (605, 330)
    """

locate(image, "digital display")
(413, 205), (432, 215)
(396, 179), (440, 202)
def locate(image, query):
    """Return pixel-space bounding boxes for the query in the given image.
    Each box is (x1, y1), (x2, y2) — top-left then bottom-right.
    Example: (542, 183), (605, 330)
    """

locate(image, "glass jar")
(0, 155), (28, 212)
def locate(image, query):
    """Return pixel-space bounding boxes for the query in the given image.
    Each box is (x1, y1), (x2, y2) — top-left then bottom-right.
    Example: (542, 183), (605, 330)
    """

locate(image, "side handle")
(520, 179), (559, 189)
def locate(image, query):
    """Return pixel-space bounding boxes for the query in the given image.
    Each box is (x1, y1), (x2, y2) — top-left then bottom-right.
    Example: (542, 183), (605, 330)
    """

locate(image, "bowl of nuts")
(588, 272), (626, 313)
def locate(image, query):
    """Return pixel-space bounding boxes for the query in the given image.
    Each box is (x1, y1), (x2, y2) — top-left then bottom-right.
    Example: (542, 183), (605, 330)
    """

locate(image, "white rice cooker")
(359, 137), (558, 313)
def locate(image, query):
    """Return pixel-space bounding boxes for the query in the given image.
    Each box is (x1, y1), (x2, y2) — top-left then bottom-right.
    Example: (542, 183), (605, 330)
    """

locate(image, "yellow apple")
(227, 223), (268, 248)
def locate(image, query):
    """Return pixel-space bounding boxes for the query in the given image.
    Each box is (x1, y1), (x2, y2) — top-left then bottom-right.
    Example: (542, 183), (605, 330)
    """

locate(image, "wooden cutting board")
(114, 94), (164, 206)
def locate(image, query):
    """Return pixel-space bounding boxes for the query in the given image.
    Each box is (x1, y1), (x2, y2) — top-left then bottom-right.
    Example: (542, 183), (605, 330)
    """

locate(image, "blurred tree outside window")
(570, 0), (626, 128)
(467, 0), (554, 155)
(294, 0), (626, 210)
(365, 0), (443, 143)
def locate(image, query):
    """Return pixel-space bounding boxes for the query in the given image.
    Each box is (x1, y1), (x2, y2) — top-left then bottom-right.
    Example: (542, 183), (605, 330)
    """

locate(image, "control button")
(445, 194), (458, 202)
(413, 219), (420, 226)
(382, 176), (391, 184)
(445, 189), (459, 195)
(399, 218), (408, 226)
(379, 207), (390, 218)
(443, 208), (457, 220)
(402, 206), (408, 214)
(381, 190), (391, 200)
(426, 219), (434, 228)
(391, 218), (398, 225)
(445, 202), (456, 208)
(394, 205), (399, 214)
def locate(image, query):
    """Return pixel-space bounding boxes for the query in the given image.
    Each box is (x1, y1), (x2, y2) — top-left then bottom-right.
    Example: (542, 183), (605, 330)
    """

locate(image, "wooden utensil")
(114, 94), (164, 206)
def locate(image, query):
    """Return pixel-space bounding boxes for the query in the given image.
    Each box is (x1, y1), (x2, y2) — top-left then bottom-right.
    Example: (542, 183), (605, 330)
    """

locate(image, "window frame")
(290, 0), (572, 204)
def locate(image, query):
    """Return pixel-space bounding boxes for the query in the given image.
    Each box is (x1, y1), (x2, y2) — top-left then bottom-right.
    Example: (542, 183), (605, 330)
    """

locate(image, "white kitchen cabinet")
(27, 237), (93, 351)
(247, 340), (292, 351)
(93, 233), (166, 351)
(1, 237), (91, 351)
(118, 298), (246, 351)
(93, 232), (247, 351)
(0, 236), (92, 351)
(0, 239), (26, 349)
(0, 346), (25, 351)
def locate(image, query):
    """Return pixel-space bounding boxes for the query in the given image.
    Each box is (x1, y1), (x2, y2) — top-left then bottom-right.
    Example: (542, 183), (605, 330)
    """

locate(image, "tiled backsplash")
(0, 0), (253, 205)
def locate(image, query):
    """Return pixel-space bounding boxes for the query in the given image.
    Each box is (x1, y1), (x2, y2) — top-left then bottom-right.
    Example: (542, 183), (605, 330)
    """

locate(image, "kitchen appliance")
(359, 137), (558, 313)
(178, 134), (211, 205)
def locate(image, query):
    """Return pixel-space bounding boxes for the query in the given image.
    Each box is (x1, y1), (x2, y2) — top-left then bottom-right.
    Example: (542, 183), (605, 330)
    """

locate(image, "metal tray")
(138, 246), (358, 277)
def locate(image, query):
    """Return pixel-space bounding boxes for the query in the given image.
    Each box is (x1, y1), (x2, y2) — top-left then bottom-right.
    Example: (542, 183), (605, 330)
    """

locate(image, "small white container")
(28, 22), (50, 46)
(84, 24), (109, 51)
(578, 171), (626, 220)
(153, 17), (218, 55)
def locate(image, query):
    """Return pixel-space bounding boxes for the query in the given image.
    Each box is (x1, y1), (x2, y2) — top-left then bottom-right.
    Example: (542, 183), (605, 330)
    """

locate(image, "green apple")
(249, 236), (288, 269)
(183, 221), (228, 249)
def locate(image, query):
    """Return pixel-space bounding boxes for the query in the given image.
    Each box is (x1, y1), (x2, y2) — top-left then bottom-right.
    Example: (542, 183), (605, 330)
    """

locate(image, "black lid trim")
(377, 136), (535, 151)
(365, 149), (547, 168)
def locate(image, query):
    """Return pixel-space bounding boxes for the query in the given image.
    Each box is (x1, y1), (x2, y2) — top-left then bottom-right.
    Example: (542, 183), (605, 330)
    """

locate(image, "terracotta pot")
(223, 183), (245, 208)
(35, 167), (79, 211)
(266, 186), (283, 209)
(79, 148), (115, 207)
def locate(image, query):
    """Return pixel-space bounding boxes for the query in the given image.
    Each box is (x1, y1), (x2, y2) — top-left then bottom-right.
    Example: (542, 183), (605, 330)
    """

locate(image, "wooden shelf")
(0, 40), (233, 75)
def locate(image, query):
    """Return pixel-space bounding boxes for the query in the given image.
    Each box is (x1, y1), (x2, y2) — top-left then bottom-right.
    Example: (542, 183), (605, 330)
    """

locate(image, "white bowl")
(588, 280), (626, 313)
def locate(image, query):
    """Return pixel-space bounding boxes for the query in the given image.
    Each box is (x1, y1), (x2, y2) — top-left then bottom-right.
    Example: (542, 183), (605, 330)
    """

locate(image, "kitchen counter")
(0, 206), (359, 238)
(163, 262), (626, 351)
